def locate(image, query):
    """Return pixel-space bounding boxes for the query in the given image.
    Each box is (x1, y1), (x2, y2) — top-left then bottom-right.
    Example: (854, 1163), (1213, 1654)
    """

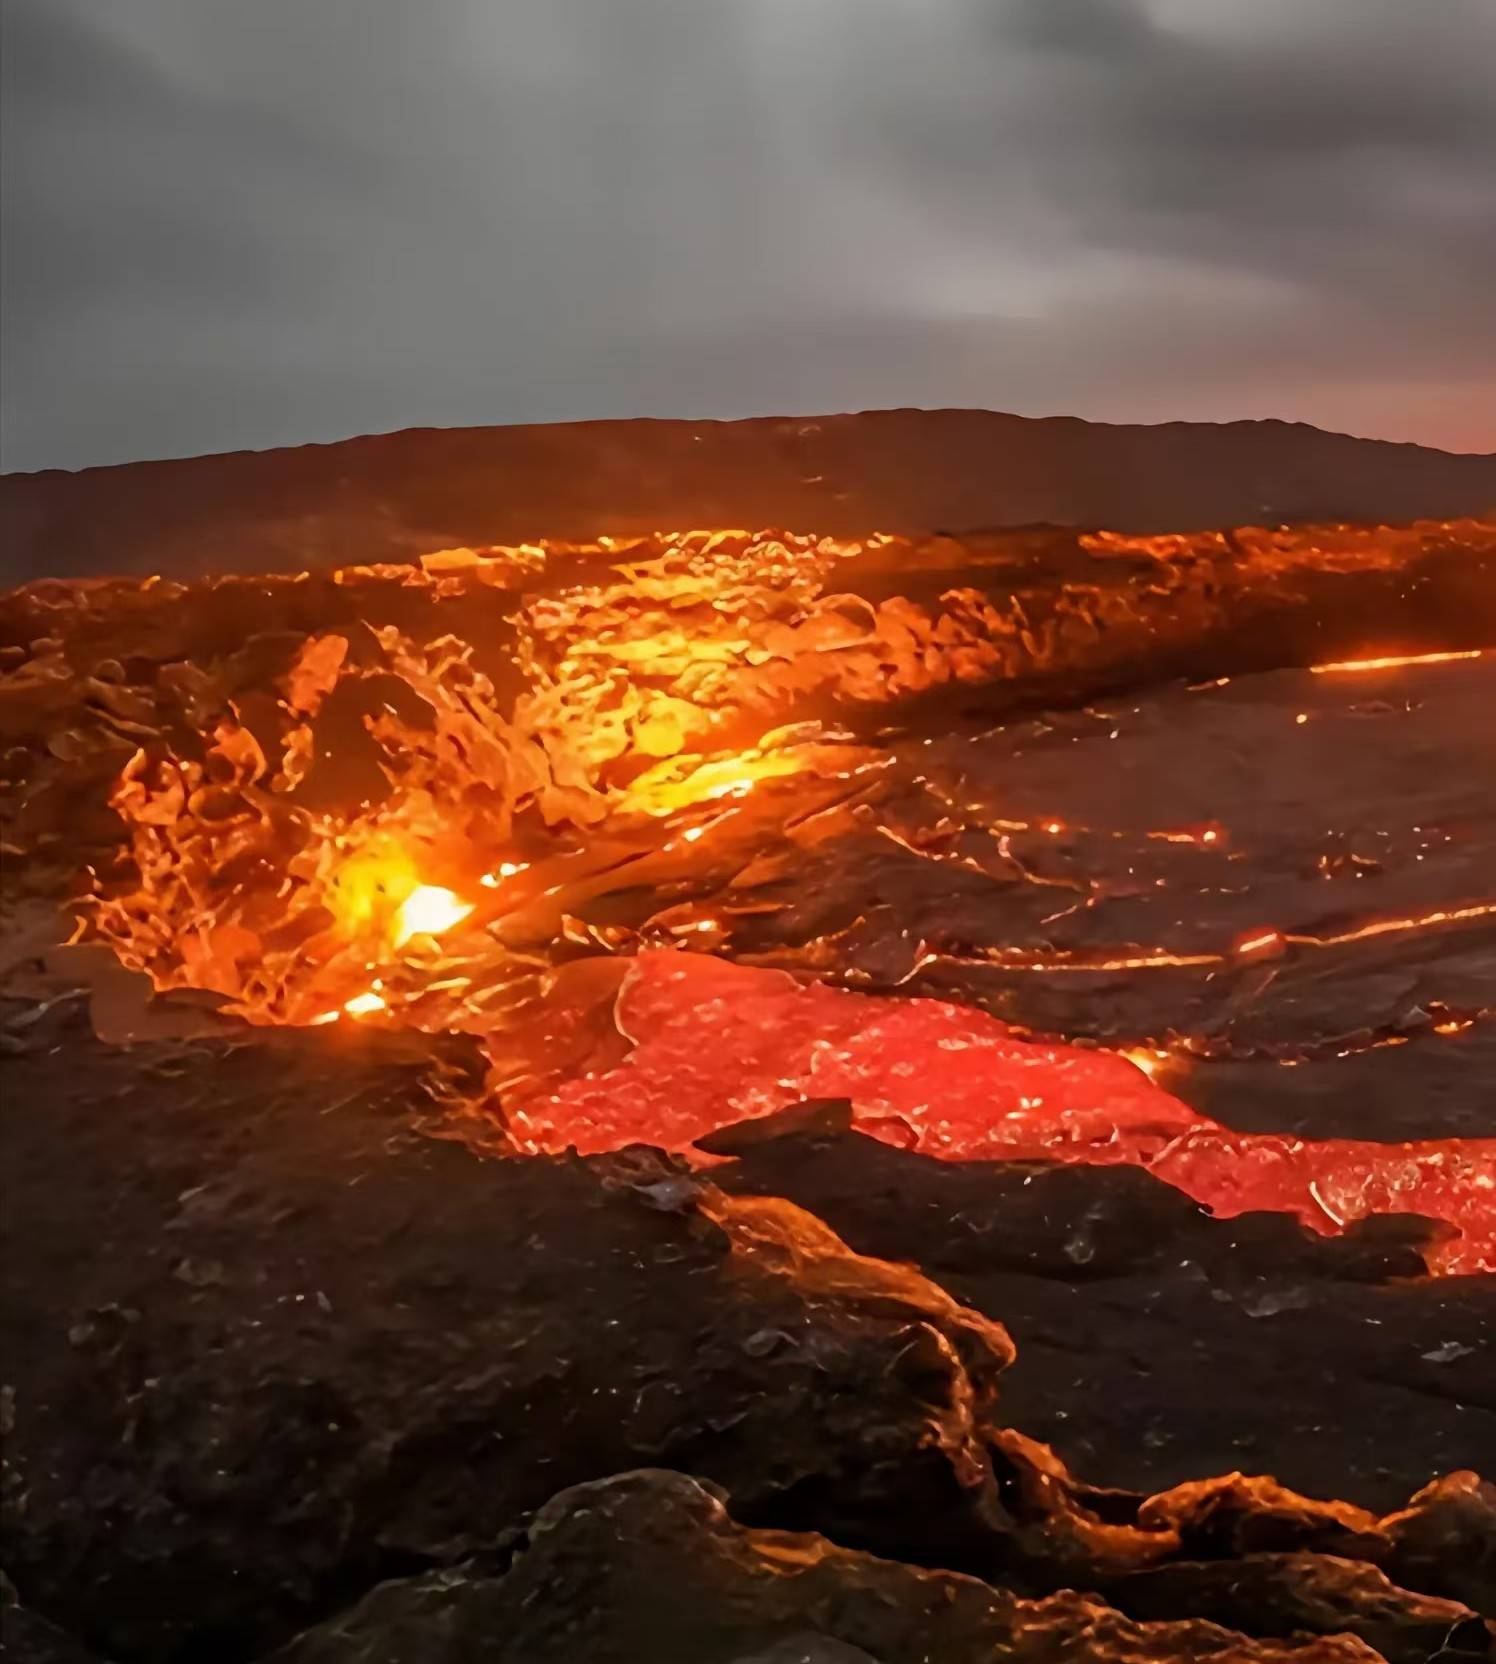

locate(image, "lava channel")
(500, 950), (1496, 1275)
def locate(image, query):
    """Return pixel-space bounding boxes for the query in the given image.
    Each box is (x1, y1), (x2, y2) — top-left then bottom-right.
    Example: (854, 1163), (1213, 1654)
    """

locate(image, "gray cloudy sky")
(3, 0), (1494, 473)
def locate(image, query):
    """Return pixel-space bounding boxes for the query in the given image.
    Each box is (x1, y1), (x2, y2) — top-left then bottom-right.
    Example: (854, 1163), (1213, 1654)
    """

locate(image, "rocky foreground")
(1, 1011), (1492, 1661)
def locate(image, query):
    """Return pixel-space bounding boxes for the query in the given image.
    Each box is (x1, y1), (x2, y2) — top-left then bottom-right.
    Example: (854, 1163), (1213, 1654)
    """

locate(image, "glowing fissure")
(1309, 648), (1486, 673)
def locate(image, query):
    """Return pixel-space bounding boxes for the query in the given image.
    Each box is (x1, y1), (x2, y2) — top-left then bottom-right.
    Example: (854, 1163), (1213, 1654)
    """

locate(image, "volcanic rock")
(715, 1122), (1496, 1509)
(0, 1608), (108, 1664)
(1104, 1554), (1487, 1664)
(0, 1005), (1012, 1661)
(1138, 1470), (1496, 1616)
(265, 1468), (1432, 1664)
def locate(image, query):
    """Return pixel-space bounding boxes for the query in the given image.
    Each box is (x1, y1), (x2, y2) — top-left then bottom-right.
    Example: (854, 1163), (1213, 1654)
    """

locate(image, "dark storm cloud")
(1003, 0), (1155, 55)
(2, 0), (1493, 472)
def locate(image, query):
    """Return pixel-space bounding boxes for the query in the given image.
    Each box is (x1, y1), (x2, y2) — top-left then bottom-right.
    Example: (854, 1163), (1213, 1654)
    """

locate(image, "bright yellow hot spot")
(392, 884), (473, 948)
(327, 839), (422, 937)
(1120, 1046), (1173, 1083)
(324, 837), (473, 950)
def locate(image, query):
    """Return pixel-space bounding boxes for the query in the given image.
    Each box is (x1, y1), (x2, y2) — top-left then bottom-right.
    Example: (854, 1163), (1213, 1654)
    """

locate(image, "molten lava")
(2, 521), (1485, 1278)
(504, 951), (1495, 1276)
(1309, 648), (1485, 674)
(392, 884), (473, 948)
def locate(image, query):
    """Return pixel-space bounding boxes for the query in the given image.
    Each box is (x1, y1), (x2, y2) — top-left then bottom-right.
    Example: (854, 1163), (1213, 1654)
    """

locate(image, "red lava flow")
(503, 951), (1496, 1275)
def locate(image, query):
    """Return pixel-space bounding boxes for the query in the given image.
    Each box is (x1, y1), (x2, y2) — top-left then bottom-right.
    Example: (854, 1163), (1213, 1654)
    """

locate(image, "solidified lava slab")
(1176, 1024), (1496, 1144)
(263, 1471), (1490, 1664)
(712, 1116), (1496, 1511)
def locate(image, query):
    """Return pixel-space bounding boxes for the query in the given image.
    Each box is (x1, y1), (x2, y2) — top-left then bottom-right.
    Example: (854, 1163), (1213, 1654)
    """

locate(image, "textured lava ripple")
(502, 951), (1495, 1274)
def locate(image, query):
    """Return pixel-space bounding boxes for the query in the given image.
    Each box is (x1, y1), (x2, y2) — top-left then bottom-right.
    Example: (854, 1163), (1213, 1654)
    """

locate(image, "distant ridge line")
(4, 407), (1494, 584)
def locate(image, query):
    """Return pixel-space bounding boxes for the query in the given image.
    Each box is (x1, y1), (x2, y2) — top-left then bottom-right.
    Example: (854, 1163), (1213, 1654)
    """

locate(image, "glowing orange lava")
(392, 885), (473, 948)
(504, 952), (1496, 1277)
(46, 527), (1491, 1277)
(1309, 648), (1485, 673)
